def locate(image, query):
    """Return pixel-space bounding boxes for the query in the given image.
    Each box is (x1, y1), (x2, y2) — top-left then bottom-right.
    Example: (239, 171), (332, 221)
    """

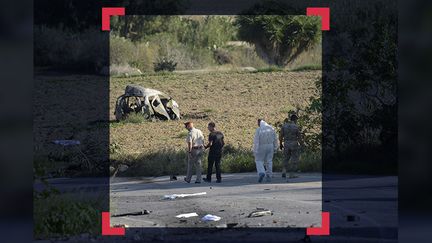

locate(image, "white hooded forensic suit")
(253, 120), (278, 181)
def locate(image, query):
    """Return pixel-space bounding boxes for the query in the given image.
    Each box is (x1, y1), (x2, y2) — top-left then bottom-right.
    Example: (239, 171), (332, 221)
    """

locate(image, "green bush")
(110, 35), (135, 66)
(110, 36), (157, 72)
(228, 45), (268, 68)
(145, 32), (214, 70)
(221, 150), (256, 173)
(34, 26), (108, 71)
(154, 56), (178, 72)
(213, 48), (232, 65)
(110, 16), (238, 71)
(132, 41), (157, 71)
(237, 15), (321, 67)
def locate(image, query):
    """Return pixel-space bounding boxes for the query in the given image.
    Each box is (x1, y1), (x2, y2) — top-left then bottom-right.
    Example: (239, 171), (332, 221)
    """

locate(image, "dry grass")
(110, 70), (321, 156)
(34, 74), (110, 170)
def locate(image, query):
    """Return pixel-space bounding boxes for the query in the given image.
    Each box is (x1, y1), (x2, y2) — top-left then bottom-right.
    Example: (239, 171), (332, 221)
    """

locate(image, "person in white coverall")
(253, 119), (279, 183)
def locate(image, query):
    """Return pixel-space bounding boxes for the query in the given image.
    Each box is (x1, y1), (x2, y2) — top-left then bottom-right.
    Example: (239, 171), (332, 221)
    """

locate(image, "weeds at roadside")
(254, 66), (285, 73)
(34, 194), (104, 239)
(111, 145), (321, 177)
(291, 64), (322, 72)
(34, 167), (105, 239)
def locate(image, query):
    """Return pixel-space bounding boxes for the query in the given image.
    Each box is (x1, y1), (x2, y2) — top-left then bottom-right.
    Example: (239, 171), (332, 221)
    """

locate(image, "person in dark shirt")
(203, 122), (225, 183)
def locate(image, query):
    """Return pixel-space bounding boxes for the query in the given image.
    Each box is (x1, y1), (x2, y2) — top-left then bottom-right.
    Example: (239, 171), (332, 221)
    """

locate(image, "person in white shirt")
(253, 119), (278, 183)
(184, 121), (205, 183)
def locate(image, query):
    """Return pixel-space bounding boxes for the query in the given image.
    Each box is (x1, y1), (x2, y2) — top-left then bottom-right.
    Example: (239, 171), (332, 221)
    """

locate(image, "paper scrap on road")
(201, 214), (221, 222)
(248, 210), (273, 218)
(176, 213), (198, 218)
(163, 192), (206, 200)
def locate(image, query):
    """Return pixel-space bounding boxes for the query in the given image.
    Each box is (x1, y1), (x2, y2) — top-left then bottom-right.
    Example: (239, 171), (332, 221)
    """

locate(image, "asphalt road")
(110, 172), (323, 228)
(34, 173), (398, 242)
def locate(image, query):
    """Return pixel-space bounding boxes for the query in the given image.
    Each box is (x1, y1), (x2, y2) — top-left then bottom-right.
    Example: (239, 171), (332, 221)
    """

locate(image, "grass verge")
(112, 145), (321, 177)
(254, 66), (285, 73)
(290, 64), (322, 72)
(34, 193), (104, 239)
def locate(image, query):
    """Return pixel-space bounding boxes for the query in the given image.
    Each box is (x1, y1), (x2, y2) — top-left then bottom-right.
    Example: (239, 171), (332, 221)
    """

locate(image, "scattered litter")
(52, 140), (80, 146)
(112, 210), (151, 217)
(179, 219), (187, 223)
(163, 192), (206, 200)
(273, 220), (277, 224)
(227, 223), (238, 228)
(248, 210), (273, 218)
(219, 209), (225, 212)
(201, 214), (221, 222)
(113, 224), (129, 228)
(176, 213), (198, 218)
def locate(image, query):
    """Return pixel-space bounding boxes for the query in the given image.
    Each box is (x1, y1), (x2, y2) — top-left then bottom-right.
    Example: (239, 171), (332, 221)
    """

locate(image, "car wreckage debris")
(112, 210), (151, 217)
(114, 85), (181, 121)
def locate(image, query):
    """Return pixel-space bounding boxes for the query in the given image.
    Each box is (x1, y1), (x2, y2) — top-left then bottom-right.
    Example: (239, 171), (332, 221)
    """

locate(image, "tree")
(236, 15), (321, 67)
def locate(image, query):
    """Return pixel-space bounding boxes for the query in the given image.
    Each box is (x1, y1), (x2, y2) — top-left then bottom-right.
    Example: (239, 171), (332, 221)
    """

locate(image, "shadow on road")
(110, 172), (322, 193)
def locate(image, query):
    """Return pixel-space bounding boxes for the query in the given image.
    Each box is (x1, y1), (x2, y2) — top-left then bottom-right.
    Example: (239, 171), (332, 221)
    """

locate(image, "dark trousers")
(207, 152), (222, 181)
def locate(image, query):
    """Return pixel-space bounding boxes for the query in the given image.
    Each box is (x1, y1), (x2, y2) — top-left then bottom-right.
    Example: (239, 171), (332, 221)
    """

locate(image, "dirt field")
(110, 70), (320, 155)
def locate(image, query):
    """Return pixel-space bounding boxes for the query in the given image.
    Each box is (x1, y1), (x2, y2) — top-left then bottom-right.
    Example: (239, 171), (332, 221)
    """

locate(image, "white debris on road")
(201, 214), (221, 222)
(175, 213), (199, 218)
(163, 192), (207, 200)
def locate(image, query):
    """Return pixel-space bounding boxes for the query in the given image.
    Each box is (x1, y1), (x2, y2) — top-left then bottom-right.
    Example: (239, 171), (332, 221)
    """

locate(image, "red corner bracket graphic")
(102, 7), (125, 31)
(307, 212), (330, 236)
(102, 212), (125, 236)
(306, 7), (330, 31)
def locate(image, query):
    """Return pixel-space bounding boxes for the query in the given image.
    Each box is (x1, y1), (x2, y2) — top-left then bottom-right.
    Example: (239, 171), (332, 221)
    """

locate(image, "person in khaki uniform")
(184, 121), (205, 184)
(279, 114), (302, 181)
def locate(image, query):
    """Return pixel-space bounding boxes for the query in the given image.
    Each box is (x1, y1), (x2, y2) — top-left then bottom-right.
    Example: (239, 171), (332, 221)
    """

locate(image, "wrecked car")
(114, 85), (181, 121)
